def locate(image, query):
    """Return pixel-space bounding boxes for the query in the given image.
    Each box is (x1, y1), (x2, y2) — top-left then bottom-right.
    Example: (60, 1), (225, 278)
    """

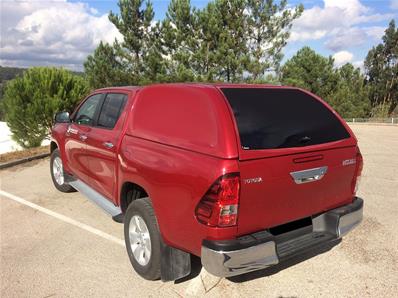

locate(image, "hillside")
(0, 66), (26, 82)
(0, 66), (27, 120)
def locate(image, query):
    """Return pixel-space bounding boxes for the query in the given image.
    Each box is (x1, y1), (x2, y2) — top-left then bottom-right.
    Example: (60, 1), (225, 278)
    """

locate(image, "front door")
(65, 93), (104, 183)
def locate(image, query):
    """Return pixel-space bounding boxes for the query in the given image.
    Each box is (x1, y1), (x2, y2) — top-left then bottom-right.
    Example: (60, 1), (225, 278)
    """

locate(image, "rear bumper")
(201, 197), (363, 277)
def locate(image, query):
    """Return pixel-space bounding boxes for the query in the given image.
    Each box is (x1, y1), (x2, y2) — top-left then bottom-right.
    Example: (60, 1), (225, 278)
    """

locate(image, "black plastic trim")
(329, 196), (363, 216)
(112, 213), (124, 223)
(202, 230), (274, 252)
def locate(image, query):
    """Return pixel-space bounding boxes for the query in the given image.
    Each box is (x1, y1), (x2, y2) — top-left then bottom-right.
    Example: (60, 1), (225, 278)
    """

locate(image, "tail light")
(195, 173), (240, 227)
(352, 148), (363, 194)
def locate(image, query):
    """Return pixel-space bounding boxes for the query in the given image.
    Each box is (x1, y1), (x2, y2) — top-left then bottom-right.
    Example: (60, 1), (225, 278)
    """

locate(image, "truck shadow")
(227, 239), (341, 283)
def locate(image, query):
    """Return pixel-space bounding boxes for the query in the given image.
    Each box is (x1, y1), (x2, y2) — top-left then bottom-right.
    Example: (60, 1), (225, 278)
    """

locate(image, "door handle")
(67, 126), (78, 136)
(79, 134), (87, 141)
(103, 142), (114, 149)
(290, 166), (328, 184)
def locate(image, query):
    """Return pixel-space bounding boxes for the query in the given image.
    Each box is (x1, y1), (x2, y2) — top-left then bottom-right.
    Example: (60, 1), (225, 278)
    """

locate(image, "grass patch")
(0, 146), (50, 163)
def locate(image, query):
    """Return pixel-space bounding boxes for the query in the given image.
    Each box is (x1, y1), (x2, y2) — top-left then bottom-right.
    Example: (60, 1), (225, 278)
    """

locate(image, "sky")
(0, 0), (397, 71)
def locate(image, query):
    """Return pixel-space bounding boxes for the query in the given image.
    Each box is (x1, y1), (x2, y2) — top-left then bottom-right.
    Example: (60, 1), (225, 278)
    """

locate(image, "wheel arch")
(120, 181), (149, 214)
(50, 140), (58, 153)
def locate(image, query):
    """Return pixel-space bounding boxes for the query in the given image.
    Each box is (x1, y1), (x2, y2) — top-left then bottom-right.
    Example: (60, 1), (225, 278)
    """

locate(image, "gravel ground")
(1, 124), (397, 297)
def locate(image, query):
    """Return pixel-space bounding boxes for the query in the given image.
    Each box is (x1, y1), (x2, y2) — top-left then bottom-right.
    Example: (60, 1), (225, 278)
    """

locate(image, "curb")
(0, 153), (50, 170)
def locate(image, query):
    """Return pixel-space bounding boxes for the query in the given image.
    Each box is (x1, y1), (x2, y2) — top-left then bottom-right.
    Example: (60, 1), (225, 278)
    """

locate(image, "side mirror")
(54, 111), (70, 124)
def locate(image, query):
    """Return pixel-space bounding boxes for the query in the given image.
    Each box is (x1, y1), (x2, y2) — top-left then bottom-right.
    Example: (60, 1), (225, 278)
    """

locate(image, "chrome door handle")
(79, 134), (87, 141)
(290, 166), (328, 184)
(67, 126), (78, 135)
(103, 142), (114, 149)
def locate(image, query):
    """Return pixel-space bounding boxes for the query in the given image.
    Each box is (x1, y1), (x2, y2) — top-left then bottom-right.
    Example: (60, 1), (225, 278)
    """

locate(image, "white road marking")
(0, 190), (125, 246)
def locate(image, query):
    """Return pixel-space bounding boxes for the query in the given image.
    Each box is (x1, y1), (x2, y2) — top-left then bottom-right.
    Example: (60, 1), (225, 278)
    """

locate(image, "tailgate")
(237, 146), (358, 235)
(218, 86), (359, 235)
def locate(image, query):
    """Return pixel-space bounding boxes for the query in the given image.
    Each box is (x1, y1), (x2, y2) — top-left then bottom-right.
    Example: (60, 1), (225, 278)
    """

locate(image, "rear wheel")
(124, 198), (161, 280)
(50, 149), (75, 193)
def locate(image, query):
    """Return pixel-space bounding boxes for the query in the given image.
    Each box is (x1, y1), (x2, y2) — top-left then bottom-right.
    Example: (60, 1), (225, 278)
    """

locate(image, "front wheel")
(124, 198), (161, 280)
(50, 149), (75, 193)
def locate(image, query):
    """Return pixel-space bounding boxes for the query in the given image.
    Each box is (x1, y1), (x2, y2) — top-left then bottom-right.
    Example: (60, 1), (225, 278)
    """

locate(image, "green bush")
(3, 67), (89, 148)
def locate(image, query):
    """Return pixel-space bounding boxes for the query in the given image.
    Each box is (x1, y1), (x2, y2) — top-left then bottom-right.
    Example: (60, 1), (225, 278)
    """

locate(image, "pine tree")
(84, 41), (131, 88)
(246, 0), (303, 81)
(3, 67), (89, 148)
(193, 1), (221, 81)
(364, 20), (398, 116)
(195, 0), (302, 82)
(195, 0), (248, 82)
(162, 0), (198, 81)
(109, 0), (163, 84)
(330, 63), (370, 118)
(141, 21), (169, 83)
(215, 0), (248, 82)
(281, 47), (339, 100)
(85, 0), (304, 84)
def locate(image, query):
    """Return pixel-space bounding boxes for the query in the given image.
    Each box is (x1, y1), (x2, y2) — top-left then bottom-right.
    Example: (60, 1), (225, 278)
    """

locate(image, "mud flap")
(161, 244), (191, 282)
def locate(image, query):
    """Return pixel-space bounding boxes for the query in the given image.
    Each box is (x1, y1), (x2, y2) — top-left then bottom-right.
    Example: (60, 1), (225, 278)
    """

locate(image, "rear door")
(85, 93), (129, 201)
(220, 87), (359, 236)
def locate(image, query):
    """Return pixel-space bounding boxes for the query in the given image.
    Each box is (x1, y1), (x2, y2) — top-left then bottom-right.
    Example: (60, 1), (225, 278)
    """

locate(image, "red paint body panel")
(64, 123), (92, 184)
(52, 84), (360, 257)
(126, 84), (238, 159)
(118, 135), (239, 255)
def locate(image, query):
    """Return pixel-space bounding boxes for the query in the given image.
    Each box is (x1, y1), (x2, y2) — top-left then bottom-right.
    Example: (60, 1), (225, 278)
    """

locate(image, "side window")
(97, 93), (127, 129)
(74, 94), (103, 126)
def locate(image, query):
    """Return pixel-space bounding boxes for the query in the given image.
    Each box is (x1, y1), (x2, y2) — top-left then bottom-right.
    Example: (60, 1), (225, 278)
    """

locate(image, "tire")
(124, 198), (161, 280)
(50, 149), (75, 193)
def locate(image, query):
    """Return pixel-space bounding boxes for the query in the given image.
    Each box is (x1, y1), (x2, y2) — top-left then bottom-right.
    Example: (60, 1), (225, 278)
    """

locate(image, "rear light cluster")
(353, 148), (363, 194)
(195, 174), (240, 227)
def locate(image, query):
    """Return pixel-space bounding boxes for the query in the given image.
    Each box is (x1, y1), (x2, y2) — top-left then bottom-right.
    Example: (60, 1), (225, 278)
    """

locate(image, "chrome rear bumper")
(201, 197), (363, 277)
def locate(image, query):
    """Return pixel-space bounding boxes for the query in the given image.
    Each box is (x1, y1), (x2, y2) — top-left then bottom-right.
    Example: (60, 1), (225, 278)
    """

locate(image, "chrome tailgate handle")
(290, 166), (328, 184)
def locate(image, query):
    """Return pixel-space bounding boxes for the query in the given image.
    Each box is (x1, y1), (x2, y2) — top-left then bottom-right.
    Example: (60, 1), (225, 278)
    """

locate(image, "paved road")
(1, 125), (397, 297)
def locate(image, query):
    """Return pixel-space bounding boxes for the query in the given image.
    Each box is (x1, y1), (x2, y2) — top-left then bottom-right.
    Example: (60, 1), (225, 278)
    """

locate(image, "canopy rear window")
(221, 88), (350, 150)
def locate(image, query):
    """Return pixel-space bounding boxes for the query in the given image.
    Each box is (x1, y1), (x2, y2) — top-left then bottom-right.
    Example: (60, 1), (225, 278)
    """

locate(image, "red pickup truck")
(51, 84), (363, 281)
